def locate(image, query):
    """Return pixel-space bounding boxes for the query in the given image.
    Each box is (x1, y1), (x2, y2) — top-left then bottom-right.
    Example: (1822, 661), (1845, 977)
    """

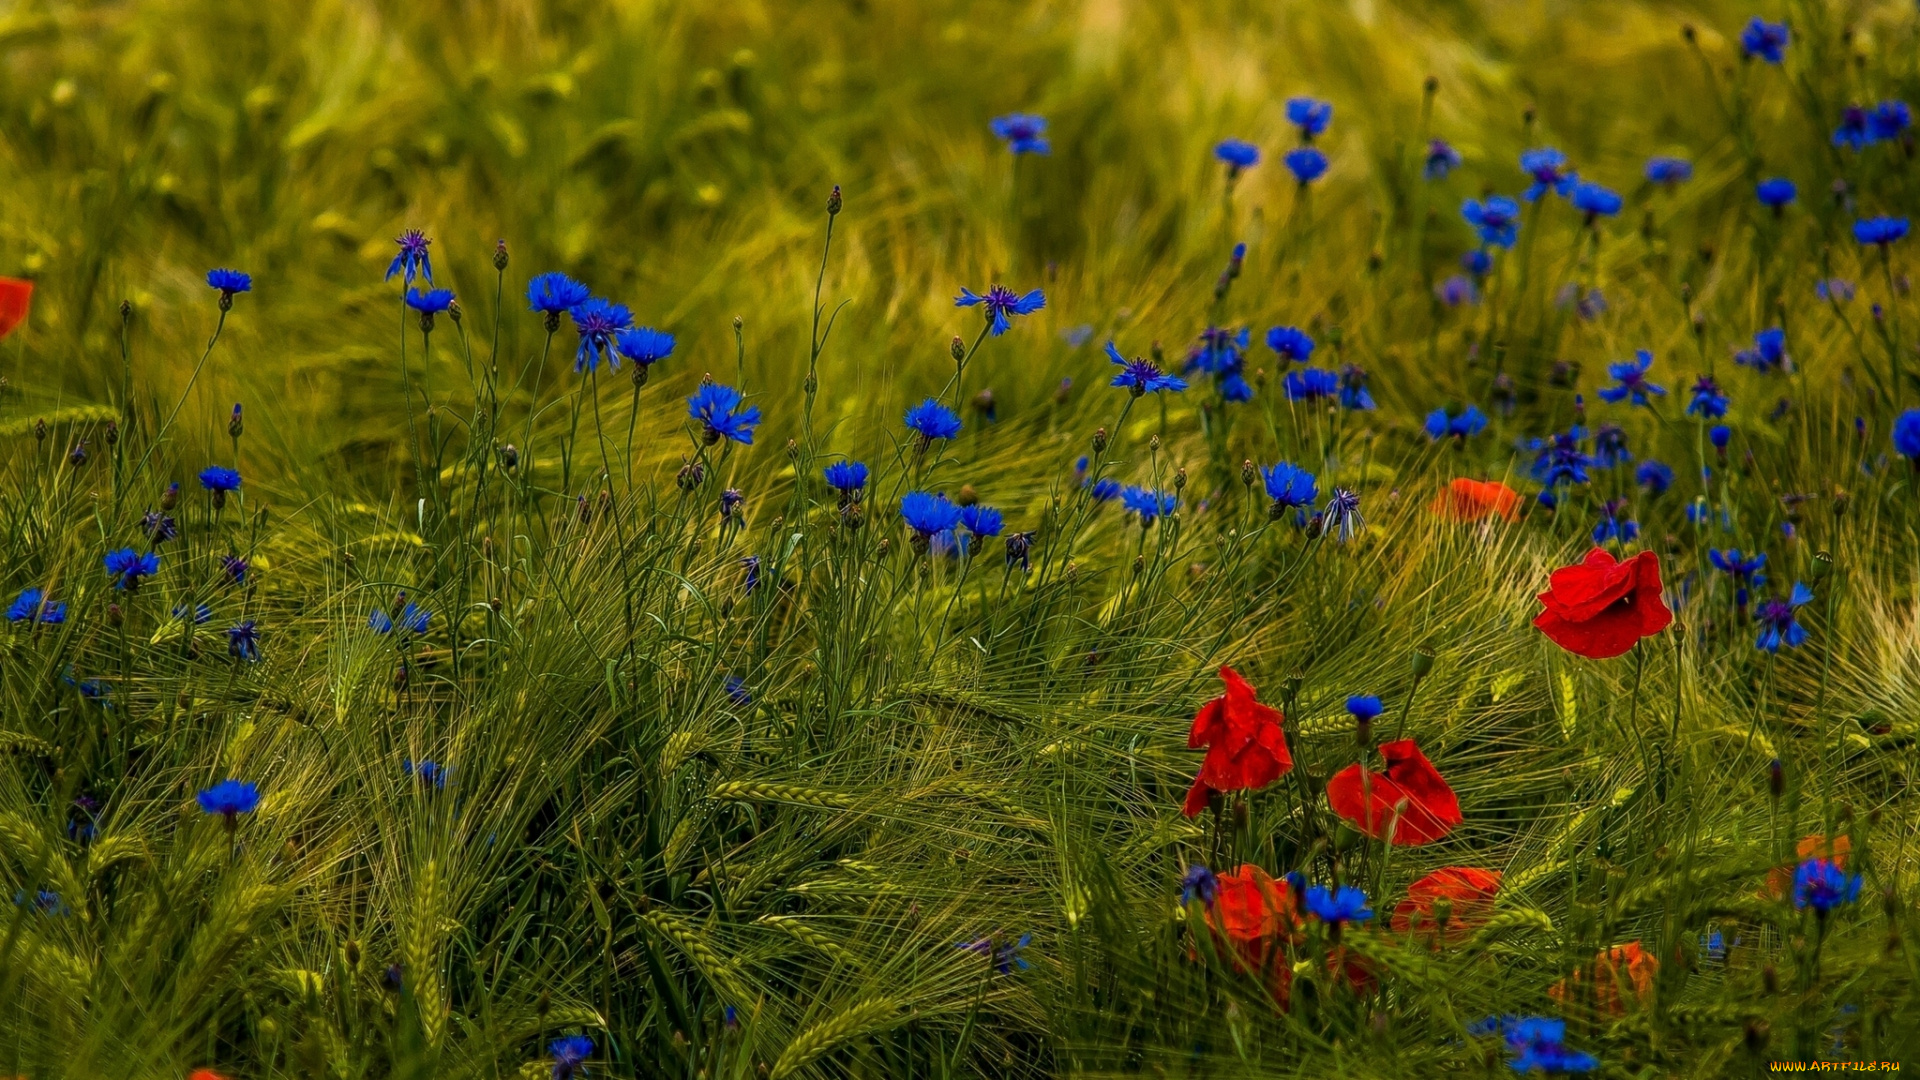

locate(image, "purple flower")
(1740, 17), (1789, 63)
(1519, 147), (1577, 201)
(386, 230), (433, 285)
(955, 285), (1045, 336)
(991, 114), (1050, 155)
(1424, 139), (1462, 180)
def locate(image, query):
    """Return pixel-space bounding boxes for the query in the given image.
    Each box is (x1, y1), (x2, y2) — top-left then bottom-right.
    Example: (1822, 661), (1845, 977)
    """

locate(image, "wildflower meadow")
(3, 0), (1920, 1076)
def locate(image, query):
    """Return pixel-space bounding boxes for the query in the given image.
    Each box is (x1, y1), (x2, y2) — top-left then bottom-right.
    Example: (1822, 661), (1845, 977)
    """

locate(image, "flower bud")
(34, 418), (46, 442)
(826, 184), (842, 216)
(229, 403), (243, 439)
(1745, 1019), (1769, 1053)
(493, 239), (509, 271)
(1423, 74), (1439, 94)
(104, 421), (118, 446)
(120, 298), (133, 324)
(1768, 758), (1784, 799)
(1174, 467), (1187, 491)
(1231, 798), (1249, 834)
(1762, 965), (1778, 994)
(500, 444), (519, 470)
(1410, 648), (1435, 681)
(1241, 460), (1256, 487)
(956, 484), (978, 507)
(107, 603), (123, 627)
(1149, 434), (1161, 452)
(1091, 428), (1108, 453)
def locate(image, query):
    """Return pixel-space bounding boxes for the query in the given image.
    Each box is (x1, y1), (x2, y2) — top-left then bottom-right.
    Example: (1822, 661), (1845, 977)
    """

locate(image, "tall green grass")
(2, 0), (1918, 1076)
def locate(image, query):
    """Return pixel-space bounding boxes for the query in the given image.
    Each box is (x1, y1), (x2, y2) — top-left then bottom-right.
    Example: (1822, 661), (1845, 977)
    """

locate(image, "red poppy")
(1199, 864), (1301, 1002)
(189, 1071), (230, 1080)
(1532, 548), (1673, 659)
(1391, 866), (1502, 942)
(1182, 666), (1292, 817)
(0, 277), (31, 340)
(1325, 739), (1461, 845)
(1431, 478), (1520, 522)
(1549, 940), (1658, 1017)
(1767, 834), (1851, 898)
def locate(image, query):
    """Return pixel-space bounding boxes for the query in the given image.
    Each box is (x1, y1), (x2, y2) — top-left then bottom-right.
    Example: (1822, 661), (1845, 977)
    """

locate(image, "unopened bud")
(1241, 460), (1256, 487)
(345, 940), (361, 968)
(34, 418), (46, 442)
(950, 336), (966, 363)
(120, 299), (133, 323)
(1745, 1019), (1769, 1052)
(956, 484), (979, 507)
(826, 184), (842, 216)
(107, 603), (123, 627)
(1231, 798), (1249, 833)
(1762, 965), (1779, 994)
(229, 403), (243, 439)
(1423, 74), (1439, 94)
(1174, 467), (1187, 491)
(1768, 758), (1784, 799)
(493, 239), (509, 270)
(104, 421), (118, 446)
(1091, 428), (1108, 453)
(500, 444), (519, 470)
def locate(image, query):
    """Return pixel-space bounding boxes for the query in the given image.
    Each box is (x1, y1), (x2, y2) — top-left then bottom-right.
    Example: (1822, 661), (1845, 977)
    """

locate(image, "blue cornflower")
(174, 603), (212, 625)
(688, 383), (762, 445)
(1505, 1018), (1599, 1074)
(550, 1035), (595, 1080)
(955, 285), (1045, 336)
(1735, 328), (1789, 373)
(1754, 582), (1813, 652)
(1592, 502), (1639, 546)
(1089, 478), (1122, 502)
(1591, 423), (1631, 468)
(823, 460), (869, 496)
(1793, 857), (1862, 914)
(900, 492), (963, 537)
(1755, 178), (1797, 208)
(1817, 278), (1856, 303)
(1462, 197), (1521, 248)
(1266, 326), (1315, 363)
(991, 114), (1050, 155)
(1461, 249), (1495, 278)
(1426, 405), (1489, 440)
(741, 555), (761, 592)
(527, 272), (592, 315)
(1635, 460), (1674, 495)
(1345, 695), (1383, 722)
(104, 548), (160, 590)
(1834, 105), (1875, 151)
(1435, 275), (1479, 306)
(370, 602), (431, 635)
(199, 465), (242, 492)
(569, 297), (633, 373)
(1304, 884), (1373, 924)
(1179, 865), (1219, 906)
(1284, 147), (1328, 184)
(1286, 97), (1333, 139)
(1710, 424), (1732, 451)
(960, 504), (1004, 537)
(1688, 374), (1730, 418)
(1214, 139), (1261, 173)
(227, 620), (260, 662)
(386, 230), (433, 285)
(1569, 181), (1622, 219)
(8, 588), (64, 624)
(1519, 147), (1577, 201)
(1645, 156), (1693, 184)
(1893, 409), (1920, 460)
(1854, 216), (1910, 246)
(1262, 462), (1319, 509)
(1871, 100), (1912, 140)
(904, 398), (963, 442)
(1740, 16), (1789, 63)
(1337, 366), (1376, 411)
(206, 268), (252, 297)
(13, 888), (68, 916)
(1121, 486), (1178, 527)
(143, 509), (178, 543)
(1529, 429), (1593, 487)
(220, 554), (249, 586)
(1322, 488), (1364, 542)
(614, 327), (675, 369)
(960, 933), (1033, 975)
(1283, 367), (1339, 402)
(725, 676), (752, 707)
(1188, 325), (1250, 375)
(197, 779), (260, 819)
(1425, 138), (1462, 180)
(405, 758), (448, 789)
(1597, 350), (1665, 407)
(1105, 342), (1186, 396)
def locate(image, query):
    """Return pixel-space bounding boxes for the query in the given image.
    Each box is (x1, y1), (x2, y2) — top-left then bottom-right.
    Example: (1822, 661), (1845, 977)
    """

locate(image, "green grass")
(2, 0), (1919, 1075)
